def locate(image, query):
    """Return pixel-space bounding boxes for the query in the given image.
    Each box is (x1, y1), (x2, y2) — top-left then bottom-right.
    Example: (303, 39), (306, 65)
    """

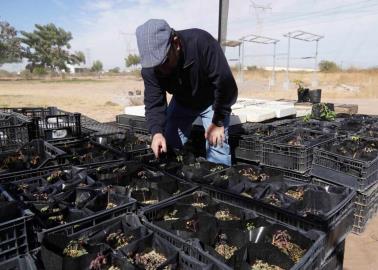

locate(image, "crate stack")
(310, 117), (378, 234)
(0, 107), (149, 269)
(0, 106), (376, 270)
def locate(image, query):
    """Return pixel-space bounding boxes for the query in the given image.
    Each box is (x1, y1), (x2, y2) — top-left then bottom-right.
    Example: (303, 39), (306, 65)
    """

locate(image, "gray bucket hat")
(136, 19), (172, 68)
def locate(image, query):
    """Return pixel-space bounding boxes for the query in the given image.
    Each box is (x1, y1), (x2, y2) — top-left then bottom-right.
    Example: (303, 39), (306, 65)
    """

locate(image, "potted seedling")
(185, 218), (200, 233)
(163, 209), (179, 221)
(311, 103), (336, 121)
(238, 168), (268, 182)
(251, 260), (283, 270)
(106, 229), (134, 250)
(89, 254), (107, 270)
(63, 239), (88, 258)
(17, 183), (29, 193)
(295, 80), (309, 103)
(106, 189), (118, 209)
(210, 165), (225, 173)
(245, 222), (256, 232)
(287, 134), (304, 146)
(214, 209), (240, 221)
(264, 194), (282, 207)
(131, 250), (167, 270)
(47, 169), (65, 183)
(191, 191), (208, 208)
(37, 204), (68, 227)
(271, 230), (305, 263)
(0, 152), (25, 173)
(89, 253), (122, 270)
(32, 191), (49, 201)
(285, 187), (305, 201)
(214, 233), (237, 260)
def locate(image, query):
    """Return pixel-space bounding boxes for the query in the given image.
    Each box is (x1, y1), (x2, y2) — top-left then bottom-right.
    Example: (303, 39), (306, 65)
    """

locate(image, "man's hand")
(205, 123), (225, 147)
(151, 133), (167, 158)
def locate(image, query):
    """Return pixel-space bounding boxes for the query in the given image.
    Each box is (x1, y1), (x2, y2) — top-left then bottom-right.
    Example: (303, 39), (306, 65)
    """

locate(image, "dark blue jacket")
(141, 28), (238, 136)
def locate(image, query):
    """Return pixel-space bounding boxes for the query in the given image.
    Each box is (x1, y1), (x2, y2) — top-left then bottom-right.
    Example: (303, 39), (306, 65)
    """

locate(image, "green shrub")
(319, 60), (340, 72)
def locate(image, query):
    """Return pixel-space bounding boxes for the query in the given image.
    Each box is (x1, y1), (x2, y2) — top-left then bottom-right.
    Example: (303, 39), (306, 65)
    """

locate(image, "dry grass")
(0, 70), (378, 121)
(237, 70), (378, 100)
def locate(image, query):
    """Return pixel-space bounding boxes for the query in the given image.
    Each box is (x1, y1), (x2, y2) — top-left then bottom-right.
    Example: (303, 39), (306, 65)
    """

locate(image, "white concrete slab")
(232, 107), (276, 122)
(123, 98), (299, 125)
(253, 103), (296, 118)
(124, 105), (145, 116)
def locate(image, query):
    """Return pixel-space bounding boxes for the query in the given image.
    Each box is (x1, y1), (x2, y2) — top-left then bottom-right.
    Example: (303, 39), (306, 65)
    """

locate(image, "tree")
(20, 23), (85, 72)
(125, 54), (140, 68)
(109, 67), (120, 73)
(0, 21), (22, 65)
(91, 60), (103, 78)
(319, 60), (340, 72)
(91, 60), (103, 72)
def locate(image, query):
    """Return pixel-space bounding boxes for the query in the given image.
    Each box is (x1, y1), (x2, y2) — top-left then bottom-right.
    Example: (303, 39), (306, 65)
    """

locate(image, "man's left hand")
(205, 123), (225, 147)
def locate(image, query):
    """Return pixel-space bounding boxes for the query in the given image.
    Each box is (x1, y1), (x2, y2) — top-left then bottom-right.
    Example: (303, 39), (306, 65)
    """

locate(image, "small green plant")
(63, 239), (88, 257)
(320, 104), (336, 121)
(351, 135), (361, 142)
(303, 114), (312, 123)
(293, 79), (304, 89)
(176, 155), (184, 163)
(246, 222), (256, 231)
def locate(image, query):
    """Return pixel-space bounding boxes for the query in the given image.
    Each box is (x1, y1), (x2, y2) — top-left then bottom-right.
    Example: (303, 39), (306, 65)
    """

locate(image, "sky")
(1, 0), (378, 71)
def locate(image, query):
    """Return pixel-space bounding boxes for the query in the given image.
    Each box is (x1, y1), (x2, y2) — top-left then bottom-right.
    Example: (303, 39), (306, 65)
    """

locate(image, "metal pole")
(312, 39), (319, 87)
(241, 40), (245, 82)
(218, 0), (229, 52)
(218, 0), (222, 43)
(272, 42), (277, 86)
(238, 43), (242, 82)
(285, 33), (291, 90)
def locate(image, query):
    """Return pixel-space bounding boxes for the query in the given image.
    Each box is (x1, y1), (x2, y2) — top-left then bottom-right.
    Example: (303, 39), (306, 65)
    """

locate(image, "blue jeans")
(164, 98), (231, 166)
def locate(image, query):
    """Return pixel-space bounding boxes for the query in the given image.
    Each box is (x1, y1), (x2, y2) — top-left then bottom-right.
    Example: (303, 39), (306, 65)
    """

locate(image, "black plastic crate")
(0, 116), (33, 153)
(261, 129), (335, 173)
(0, 107), (58, 119)
(52, 138), (124, 166)
(86, 161), (198, 208)
(115, 114), (150, 136)
(198, 183), (355, 259)
(34, 196), (137, 243)
(32, 113), (82, 141)
(0, 107), (83, 141)
(80, 116), (125, 136)
(116, 114), (147, 130)
(310, 176), (378, 235)
(41, 213), (214, 270)
(117, 123), (150, 136)
(231, 134), (261, 163)
(320, 240), (345, 270)
(0, 139), (66, 177)
(0, 112), (29, 127)
(230, 125), (292, 163)
(311, 139), (378, 191)
(0, 189), (34, 262)
(140, 192), (326, 270)
(352, 181), (378, 234)
(0, 160), (124, 184)
(92, 133), (150, 160)
(0, 254), (37, 270)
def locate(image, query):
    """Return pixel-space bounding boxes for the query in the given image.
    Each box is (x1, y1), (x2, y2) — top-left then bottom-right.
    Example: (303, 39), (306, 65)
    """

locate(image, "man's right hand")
(151, 133), (167, 158)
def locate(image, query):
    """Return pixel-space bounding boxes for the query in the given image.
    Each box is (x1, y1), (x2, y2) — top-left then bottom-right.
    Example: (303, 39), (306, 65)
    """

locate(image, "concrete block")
(124, 105), (145, 116)
(232, 107), (276, 122)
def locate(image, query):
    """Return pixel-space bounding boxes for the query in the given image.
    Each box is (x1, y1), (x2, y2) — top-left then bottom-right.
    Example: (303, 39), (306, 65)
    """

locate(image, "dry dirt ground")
(1, 72), (378, 269)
